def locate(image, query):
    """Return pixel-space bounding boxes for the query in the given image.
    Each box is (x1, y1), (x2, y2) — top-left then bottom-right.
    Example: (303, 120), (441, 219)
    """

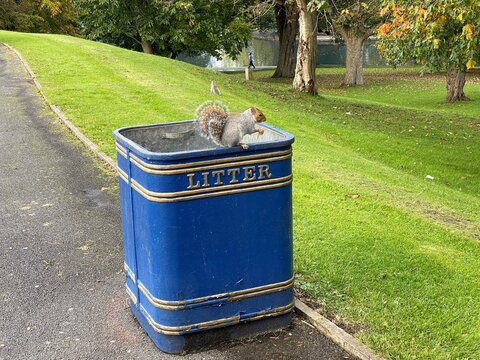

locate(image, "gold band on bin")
(126, 285), (138, 305)
(131, 174), (292, 200)
(130, 149), (292, 175)
(117, 167), (128, 183)
(116, 143), (128, 159)
(137, 276), (294, 310)
(138, 301), (295, 336)
(132, 177), (292, 203)
(124, 262), (136, 282)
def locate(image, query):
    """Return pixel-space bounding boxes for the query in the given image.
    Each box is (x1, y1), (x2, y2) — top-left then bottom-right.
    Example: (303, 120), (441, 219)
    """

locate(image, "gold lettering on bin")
(211, 170), (225, 186)
(201, 172), (210, 188)
(185, 164), (278, 190)
(243, 166), (256, 181)
(187, 173), (201, 189)
(258, 165), (272, 180)
(227, 168), (240, 184)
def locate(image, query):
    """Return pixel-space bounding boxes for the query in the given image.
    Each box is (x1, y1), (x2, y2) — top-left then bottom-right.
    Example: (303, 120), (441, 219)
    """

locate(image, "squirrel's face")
(251, 107), (267, 123)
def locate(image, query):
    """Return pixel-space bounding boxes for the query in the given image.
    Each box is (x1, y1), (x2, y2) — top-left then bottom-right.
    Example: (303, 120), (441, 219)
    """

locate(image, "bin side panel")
(133, 184), (293, 301)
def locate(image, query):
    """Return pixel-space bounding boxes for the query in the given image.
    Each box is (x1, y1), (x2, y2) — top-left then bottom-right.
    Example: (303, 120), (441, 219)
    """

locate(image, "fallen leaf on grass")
(345, 194), (361, 199)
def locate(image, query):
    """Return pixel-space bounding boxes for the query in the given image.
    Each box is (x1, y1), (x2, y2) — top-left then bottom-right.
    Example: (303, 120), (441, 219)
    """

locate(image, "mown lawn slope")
(1, 31), (479, 360)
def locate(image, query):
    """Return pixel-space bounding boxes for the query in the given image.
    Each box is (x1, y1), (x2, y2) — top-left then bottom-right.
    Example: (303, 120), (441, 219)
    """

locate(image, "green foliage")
(74, 0), (254, 58)
(332, 0), (382, 36)
(0, 0), (42, 32)
(0, 0), (77, 34)
(315, 0), (382, 37)
(377, 0), (480, 72)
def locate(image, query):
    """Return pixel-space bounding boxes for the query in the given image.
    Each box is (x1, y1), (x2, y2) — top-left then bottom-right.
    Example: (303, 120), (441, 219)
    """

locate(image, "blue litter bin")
(114, 120), (294, 353)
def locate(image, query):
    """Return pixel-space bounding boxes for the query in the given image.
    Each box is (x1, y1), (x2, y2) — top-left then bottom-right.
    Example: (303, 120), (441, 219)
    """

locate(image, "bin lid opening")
(119, 121), (286, 154)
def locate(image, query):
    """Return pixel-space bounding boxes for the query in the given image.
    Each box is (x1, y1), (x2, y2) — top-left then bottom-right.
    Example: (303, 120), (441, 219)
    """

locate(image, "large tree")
(324, 0), (381, 85)
(377, 0), (480, 103)
(293, 0), (319, 94)
(74, 0), (253, 59)
(272, 0), (299, 78)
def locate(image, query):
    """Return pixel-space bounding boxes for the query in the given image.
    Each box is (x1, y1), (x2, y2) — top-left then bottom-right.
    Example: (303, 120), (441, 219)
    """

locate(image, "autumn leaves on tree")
(377, 0), (479, 102)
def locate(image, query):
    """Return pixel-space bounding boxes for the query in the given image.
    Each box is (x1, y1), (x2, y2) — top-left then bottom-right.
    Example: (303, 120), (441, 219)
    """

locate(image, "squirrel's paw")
(258, 127), (265, 135)
(240, 143), (249, 150)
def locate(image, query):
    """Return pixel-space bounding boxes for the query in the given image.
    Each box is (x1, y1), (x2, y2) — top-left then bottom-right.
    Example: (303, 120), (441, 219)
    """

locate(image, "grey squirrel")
(196, 101), (266, 149)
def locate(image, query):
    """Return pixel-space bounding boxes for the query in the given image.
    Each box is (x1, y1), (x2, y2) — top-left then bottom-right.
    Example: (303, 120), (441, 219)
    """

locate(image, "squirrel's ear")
(251, 107), (266, 122)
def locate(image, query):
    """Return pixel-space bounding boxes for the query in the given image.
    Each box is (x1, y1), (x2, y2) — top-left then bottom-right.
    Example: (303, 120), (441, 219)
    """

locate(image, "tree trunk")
(272, 1), (299, 78)
(293, 0), (317, 94)
(445, 68), (468, 103)
(140, 40), (153, 54)
(342, 29), (365, 86)
(344, 36), (365, 86)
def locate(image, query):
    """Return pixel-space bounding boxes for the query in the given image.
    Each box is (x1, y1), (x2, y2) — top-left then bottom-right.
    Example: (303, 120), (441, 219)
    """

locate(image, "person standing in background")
(248, 52), (255, 69)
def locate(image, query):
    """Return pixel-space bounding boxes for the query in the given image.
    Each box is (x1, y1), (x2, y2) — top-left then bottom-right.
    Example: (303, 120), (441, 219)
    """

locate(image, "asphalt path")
(0, 44), (352, 360)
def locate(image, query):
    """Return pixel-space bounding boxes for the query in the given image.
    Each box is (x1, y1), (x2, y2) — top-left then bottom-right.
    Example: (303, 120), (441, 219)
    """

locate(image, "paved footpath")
(0, 44), (352, 360)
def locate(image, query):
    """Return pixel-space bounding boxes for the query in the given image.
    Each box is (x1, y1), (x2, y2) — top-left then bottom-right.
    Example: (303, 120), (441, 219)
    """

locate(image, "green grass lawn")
(1, 31), (479, 359)
(320, 67), (480, 118)
(254, 66), (480, 118)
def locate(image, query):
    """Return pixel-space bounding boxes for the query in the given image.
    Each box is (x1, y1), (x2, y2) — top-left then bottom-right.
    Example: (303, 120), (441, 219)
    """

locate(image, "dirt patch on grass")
(418, 206), (480, 241)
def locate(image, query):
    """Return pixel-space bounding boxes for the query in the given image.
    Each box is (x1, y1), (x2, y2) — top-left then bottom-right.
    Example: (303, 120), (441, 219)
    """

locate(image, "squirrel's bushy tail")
(196, 101), (229, 145)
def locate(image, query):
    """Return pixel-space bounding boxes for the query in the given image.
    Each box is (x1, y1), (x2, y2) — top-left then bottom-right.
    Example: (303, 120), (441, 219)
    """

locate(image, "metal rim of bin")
(114, 121), (294, 161)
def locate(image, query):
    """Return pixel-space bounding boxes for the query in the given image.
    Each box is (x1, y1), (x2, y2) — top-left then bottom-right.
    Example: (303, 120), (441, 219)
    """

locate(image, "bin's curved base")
(130, 302), (293, 354)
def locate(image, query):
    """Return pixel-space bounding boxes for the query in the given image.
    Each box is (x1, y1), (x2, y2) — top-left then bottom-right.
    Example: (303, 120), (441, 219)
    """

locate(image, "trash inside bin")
(114, 120), (294, 353)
